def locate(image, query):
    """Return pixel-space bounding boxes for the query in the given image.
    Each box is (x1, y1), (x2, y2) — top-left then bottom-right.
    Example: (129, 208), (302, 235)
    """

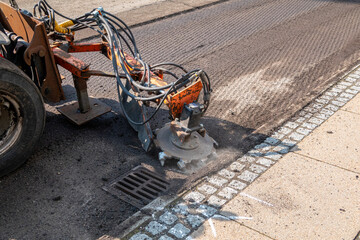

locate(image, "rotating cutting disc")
(155, 123), (216, 164)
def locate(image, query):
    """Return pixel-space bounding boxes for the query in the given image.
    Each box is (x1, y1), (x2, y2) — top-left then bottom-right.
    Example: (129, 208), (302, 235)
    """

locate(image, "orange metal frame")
(0, 2), (202, 119)
(56, 42), (203, 119)
(0, 2), (64, 102)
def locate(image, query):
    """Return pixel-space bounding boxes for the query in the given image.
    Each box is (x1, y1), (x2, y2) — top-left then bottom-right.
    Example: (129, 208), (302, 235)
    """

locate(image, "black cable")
(104, 15), (138, 56)
(42, 0), (78, 22)
(106, 19), (136, 57)
(150, 62), (188, 73)
(99, 13), (211, 122)
(31, 1), (212, 124)
(103, 11), (139, 56)
(103, 16), (180, 93)
(150, 67), (179, 79)
(100, 14), (169, 101)
(117, 71), (191, 125)
(102, 15), (202, 124)
(103, 18), (139, 71)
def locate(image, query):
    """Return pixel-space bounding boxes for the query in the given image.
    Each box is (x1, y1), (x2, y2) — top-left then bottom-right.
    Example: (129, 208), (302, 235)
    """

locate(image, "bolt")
(160, 159), (165, 166)
(39, 49), (45, 57)
(159, 152), (169, 166)
(177, 159), (186, 169)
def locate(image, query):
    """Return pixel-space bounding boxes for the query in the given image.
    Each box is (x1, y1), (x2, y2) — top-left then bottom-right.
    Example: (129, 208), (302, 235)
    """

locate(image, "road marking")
(208, 218), (217, 237)
(229, 216), (253, 220)
(212, 214), (228, 220)
(240, 192), (274, 207)
(213, 214), (252, 221)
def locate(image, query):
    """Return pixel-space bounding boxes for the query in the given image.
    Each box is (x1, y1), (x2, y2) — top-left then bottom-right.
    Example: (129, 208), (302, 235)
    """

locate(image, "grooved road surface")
(1, 0), (360, 239)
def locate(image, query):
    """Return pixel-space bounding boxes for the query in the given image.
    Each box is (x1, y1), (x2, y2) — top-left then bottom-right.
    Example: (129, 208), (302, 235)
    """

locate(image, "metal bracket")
(57, 98), (111, 125)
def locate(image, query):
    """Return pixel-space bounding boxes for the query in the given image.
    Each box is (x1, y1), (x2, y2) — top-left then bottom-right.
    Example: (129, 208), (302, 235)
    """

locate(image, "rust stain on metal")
(168, 79), (203, 119)
(57, 98), (111, 125)
(107, 49), (169, 87)
(67, 42), (107, 53)
(53, 47), (90, 77)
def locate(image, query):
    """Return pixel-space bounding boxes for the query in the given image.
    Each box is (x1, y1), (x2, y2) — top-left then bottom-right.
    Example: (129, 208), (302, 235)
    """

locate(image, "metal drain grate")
(103, 166), (170, 208)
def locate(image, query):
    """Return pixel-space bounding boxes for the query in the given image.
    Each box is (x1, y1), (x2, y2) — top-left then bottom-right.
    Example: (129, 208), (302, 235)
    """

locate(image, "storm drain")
(103, 166), (170, 208)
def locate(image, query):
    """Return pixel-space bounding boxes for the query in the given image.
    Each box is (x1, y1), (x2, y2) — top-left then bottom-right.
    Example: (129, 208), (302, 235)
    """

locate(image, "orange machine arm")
(57, 41), (203, 119)
(65, 42), (203, 119)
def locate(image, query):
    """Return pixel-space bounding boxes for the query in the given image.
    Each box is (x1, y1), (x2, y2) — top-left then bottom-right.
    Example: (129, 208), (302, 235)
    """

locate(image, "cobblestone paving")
(124, 65), (360, 240)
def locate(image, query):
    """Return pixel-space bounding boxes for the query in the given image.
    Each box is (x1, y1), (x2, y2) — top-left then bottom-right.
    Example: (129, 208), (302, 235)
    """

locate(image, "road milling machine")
(0, 0), (216, 177)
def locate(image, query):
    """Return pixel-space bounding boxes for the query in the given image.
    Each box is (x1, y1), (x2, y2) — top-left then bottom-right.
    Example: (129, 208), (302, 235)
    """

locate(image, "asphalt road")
(1, 0), (360, 239)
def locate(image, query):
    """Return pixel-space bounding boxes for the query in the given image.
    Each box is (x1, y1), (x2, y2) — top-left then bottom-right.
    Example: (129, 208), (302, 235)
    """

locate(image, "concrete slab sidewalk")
(189, 78), (360, 239)
(221, 154), (360, 240)
(190, 216), (272, 240)
(343, 94), (360, 114)
(297, 110), (360, 173)
(120, 64), (360, 240)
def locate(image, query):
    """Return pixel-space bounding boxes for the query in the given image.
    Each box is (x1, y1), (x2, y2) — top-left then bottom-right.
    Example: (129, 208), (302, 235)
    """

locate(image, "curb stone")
(121, 64), (360, 240)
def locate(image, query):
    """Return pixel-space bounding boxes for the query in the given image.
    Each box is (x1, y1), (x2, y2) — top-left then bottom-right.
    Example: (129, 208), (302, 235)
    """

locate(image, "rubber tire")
(0, 57), (45, 177)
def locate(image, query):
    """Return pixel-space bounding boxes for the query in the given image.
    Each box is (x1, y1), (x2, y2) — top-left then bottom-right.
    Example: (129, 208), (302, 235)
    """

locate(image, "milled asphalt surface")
(1, 0), (360, 239)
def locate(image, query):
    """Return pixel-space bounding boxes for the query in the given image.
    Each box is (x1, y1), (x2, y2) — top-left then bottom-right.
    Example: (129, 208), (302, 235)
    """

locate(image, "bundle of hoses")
(33, 0), (211, 125)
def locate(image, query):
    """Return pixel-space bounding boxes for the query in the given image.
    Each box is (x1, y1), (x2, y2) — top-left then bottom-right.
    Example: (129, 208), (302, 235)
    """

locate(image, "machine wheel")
(0, 57), (45, 177)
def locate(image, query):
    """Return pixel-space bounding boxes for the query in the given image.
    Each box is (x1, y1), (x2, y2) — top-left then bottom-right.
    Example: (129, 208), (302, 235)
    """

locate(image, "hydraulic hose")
(32, 1), (211, 125)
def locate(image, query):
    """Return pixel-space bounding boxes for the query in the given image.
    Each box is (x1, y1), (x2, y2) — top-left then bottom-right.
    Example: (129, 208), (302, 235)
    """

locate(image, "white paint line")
(240, 192), (274, 207)
(213, 214), (252, 221)
(212, 214), (229, 220)
(208, 218), (217, 237)
(229, 216), (253, 220)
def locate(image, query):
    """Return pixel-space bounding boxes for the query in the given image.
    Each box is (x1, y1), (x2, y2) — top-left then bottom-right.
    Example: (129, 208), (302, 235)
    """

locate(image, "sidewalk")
(190, 95), (360, 239)
(120, 64), (360, 240)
